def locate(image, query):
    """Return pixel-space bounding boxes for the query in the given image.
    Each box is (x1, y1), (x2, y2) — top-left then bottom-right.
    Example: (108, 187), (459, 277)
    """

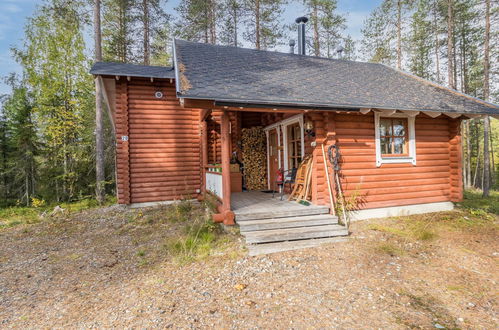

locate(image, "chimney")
(295, 16), (308, 55)
(289, 39), (296, 54)
(336, 45), (344, 59)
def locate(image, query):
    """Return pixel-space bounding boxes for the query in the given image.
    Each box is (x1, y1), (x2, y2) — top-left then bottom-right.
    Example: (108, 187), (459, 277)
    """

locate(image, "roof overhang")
(178, 95), (499, 119)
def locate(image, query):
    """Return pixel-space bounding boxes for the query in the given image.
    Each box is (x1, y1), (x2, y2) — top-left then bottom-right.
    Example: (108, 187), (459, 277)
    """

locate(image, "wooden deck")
(231, 191), (348, 255)
(231, 191), (328, 217)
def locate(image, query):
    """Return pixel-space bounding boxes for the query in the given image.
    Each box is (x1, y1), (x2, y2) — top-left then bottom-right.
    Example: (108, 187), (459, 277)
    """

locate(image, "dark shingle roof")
(173, 39), (499, 115)
(90, 62), (175, 79)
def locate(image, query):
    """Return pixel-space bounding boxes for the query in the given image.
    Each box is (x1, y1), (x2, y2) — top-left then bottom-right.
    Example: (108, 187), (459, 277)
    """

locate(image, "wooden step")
(235, 205), (330, 221)
(243, 224), (348, 244)
(239, 214), (338, 232)
(248, 237), (348, 256)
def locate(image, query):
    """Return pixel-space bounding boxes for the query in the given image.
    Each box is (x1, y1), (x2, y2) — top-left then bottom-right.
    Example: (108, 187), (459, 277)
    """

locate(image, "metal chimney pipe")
(289, 39), (296, 54)
(295, 16), (308, 55)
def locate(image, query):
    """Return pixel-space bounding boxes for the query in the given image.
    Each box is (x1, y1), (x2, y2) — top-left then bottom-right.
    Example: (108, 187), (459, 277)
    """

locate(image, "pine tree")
(302, 0), (346, 58)
(483, 0), (491, 197)
(408, 0), (434, 79)
(219, 0), (244, 46)
(137, 0), (171, 65)
(243, 0), (288, 50)
(175, 0), (218, 43)
(102, 0), (137, 62)
(361, 4), (395, 64)
(361, 0), (413, 67)
(94, 0), (105, 204)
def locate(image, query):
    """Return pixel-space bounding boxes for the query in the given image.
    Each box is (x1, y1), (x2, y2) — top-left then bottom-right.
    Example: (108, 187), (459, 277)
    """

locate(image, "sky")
(0, 0), (381, 95)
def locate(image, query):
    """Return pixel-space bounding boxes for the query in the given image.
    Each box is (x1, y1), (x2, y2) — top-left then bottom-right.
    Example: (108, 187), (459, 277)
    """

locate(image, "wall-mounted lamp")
(304, 118), (315, 137)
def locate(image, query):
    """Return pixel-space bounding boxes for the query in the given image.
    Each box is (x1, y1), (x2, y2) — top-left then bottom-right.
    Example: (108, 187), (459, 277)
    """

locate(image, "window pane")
(393, 137), (405, 154)
(380, 137), (392, 154)
(379, 119), (392, 136)
(393, 119), (406, 136)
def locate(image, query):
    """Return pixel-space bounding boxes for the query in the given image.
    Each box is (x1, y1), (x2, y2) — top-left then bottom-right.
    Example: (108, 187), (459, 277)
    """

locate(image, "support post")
(200, 118), (208, 194)
(221, 111), (235, 225)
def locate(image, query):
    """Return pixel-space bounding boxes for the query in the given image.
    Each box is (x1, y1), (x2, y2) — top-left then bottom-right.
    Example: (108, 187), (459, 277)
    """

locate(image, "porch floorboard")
(231, 191), (327, 216)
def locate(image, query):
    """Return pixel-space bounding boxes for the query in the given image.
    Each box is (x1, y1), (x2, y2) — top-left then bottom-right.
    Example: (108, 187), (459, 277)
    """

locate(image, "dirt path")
(0, 205), (497, 328)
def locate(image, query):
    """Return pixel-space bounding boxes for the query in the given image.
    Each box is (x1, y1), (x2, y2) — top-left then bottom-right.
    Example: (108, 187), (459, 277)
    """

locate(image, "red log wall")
(115, 79), (201, 204)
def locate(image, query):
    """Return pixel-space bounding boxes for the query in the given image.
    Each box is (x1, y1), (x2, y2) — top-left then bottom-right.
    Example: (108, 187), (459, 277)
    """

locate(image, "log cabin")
(91, 31), (499, 251)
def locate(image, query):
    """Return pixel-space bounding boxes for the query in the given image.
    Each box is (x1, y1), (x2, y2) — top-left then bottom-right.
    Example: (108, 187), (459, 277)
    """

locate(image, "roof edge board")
(172, 39), (181, 97)
(179, 95), (497, 115)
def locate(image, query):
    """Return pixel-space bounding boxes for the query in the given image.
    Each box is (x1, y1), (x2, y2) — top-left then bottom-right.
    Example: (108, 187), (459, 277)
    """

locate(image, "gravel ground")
(0, 205), (497, 329)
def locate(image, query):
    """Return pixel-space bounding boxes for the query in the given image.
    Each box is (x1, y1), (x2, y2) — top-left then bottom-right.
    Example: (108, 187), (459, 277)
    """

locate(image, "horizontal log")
(341, 171), (449, 182)
(341, 165), (449, 176)
(335, 121), (374, 129)
(416, 130), (449, 136)
(350, 189), (450, 203)
(132, 184), (200, 193)
(131, 179), (200, 188)
(341, 159), (450, 170)
(128, 170), (200, 177)
(343, 183), (450, 197)
(358, 195), (450, 210)
(132, 189), (199, 199)
(340, 177), (449, 190)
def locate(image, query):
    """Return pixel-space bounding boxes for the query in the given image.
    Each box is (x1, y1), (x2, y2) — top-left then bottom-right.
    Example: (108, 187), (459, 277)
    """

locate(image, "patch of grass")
(164, 212), (232, 264)
(376, 242), (405, 257)
(459, 189), (499, 215)
(369, 222), (437, 242)
(0, 207), (41, 229)
(396, 290), (459, 329)
(0, 195), (117, 230)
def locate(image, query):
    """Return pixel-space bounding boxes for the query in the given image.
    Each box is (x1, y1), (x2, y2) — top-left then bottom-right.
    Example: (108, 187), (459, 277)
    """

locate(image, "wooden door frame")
(264, 114), (305, 189)
(264, 123), (282, 190)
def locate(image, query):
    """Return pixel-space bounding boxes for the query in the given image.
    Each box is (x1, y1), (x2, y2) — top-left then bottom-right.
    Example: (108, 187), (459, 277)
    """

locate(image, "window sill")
(376, 157), (416, 167)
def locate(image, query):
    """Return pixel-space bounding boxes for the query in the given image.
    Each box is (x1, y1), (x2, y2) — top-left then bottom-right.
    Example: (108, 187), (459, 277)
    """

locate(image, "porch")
(200, 109), (329, 226)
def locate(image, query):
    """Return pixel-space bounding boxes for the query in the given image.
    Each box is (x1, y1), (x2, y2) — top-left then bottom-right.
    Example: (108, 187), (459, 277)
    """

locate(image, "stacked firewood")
(241, 127), (267, 190)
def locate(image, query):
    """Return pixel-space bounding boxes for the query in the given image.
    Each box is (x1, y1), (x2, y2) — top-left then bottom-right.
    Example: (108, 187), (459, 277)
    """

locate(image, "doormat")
(261, 190), (278, 193)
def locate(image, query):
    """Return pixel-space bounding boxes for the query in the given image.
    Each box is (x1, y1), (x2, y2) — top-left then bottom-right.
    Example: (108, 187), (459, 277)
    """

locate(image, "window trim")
(280, 114), (305, 172)
(374, 112), (416, 167)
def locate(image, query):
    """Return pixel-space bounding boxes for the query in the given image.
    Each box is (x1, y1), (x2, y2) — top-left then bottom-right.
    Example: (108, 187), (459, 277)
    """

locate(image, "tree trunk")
(482, 0), (490, 197)
(490, 119), (496, 187)
(142, 0), (150, 65)
(255, 0), (260, 50)
(313, 3), (320, 56)
(95, 0), (105, 204)
(447, 0), (455, 89)
(465, 120), (471, 188)
(396, 0), (402, 70)
(433, 0), (441, 83)
(210, 0), (216, 44)
(233, 4), (238, 46)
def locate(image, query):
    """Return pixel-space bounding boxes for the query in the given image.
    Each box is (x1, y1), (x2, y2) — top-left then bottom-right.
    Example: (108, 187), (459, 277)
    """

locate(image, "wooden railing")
(205, 165), (223, 199)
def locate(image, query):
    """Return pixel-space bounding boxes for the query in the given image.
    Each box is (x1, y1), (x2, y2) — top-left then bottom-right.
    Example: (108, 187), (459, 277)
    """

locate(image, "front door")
(268, 128), (279, 190)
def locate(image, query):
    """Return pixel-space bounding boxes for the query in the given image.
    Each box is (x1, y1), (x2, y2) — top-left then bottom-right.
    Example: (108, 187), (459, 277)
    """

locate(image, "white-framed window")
(374, 112), (416, 167)
(280, 114), (305, 172)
